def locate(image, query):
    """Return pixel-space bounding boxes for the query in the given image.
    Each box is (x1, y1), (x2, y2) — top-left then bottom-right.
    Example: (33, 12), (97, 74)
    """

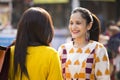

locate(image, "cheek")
(83, 29), (88, 34)
(68, 25), (72, 32)
(81, 28), (88, 35)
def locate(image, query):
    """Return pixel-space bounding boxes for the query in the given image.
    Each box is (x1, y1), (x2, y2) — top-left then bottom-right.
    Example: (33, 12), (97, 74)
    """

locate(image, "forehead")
(70, 12), (83, 19)
(70, 12), (85, 21)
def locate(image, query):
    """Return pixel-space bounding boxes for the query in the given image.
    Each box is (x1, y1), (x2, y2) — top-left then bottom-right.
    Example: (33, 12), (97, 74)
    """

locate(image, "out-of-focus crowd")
(99, 20), (120, 80)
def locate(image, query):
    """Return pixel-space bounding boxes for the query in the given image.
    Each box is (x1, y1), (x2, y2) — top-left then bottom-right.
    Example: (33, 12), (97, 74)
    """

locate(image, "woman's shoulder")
(97, 41), (105, 48)
(87, 40), (106, 53)
(45, 46), (58, 53)
(28, 46), (58, 55)
(91, 40), (107, 55)
(91, 40), (104, 48)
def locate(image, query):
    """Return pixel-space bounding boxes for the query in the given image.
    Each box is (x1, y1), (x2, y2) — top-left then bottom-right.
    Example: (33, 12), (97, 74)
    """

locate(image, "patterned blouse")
(58, 40), (110, 80)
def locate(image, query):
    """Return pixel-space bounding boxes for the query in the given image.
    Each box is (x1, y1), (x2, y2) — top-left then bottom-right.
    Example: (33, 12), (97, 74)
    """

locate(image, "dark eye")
(69, 21), (73, 25)
(76, 22), (81, 25)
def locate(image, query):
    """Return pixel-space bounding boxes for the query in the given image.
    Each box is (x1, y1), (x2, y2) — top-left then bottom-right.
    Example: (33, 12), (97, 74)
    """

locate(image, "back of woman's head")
(18, 7), (54, 46)
(14, 7), (54, 79)
(72, 7), (101, 41)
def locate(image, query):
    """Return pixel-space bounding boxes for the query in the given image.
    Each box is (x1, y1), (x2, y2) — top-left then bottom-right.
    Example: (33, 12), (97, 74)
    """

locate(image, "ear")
(87, 22), (93, 30)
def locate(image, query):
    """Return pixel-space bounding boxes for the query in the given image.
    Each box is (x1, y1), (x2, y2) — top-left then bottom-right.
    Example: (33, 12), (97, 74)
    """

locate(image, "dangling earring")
(71, 38), (75, 45)
(71, 38), (74, 41)
(86, 31), (90, 41)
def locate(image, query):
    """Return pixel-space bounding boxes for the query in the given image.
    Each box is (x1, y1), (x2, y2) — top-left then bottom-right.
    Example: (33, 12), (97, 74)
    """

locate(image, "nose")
(71, 23), (77, 29)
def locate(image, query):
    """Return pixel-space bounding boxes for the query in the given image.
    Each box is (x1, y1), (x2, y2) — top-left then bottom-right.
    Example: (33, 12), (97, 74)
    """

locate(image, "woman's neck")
(73, 38), (89, 48)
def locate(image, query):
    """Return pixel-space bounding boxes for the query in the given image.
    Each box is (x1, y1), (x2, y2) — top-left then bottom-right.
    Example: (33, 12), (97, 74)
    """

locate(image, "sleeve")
(58, 44), (66, 62)
(95, 44), (110, 80)
(47, 51), (63, 80)
(58, 45), (65, 66)
(58, 45), (66, 79)
(58, 45), (64, 57)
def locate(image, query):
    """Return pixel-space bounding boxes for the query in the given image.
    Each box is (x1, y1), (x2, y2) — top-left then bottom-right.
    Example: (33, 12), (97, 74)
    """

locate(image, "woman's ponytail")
(89, 14), (101, 41)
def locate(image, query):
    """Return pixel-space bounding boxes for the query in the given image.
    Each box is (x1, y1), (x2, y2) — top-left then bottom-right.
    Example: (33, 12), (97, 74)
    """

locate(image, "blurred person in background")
(107, 20), (120, 80)
(58, 7), (110, 80)
(117, 19), (120, 28)
(8, 7), (63, 80)
(105, 20), (120, 37)
(107, 37), (120, 80)
(107, 25), (120, 37)
(99, 21), (115, 47)
(104, 20), (120, 80)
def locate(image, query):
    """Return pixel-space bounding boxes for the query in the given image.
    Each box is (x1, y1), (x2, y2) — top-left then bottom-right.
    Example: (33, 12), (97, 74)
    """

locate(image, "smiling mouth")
(72, 30), (80, 34)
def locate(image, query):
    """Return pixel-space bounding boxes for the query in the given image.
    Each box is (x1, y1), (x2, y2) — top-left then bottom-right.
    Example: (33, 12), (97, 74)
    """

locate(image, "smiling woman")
(58, 7), (110, 80)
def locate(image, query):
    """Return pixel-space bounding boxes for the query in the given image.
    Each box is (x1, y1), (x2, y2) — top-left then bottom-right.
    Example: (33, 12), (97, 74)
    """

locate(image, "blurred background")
(0, 0), (120, 80)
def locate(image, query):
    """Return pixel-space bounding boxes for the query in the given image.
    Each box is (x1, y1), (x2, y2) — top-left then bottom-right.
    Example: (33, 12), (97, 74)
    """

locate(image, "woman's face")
(69, 12), (91, 39)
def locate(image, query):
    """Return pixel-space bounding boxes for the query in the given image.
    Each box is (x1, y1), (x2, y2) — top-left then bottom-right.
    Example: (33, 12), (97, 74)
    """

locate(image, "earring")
(86, 31), (90, 41)
(71, 38), (74, 41)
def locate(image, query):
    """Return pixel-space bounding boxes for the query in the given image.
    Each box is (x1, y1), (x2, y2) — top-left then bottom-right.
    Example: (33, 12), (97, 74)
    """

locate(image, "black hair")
(14, 7), (54, 79)
(72, 7), (101, 41)
(107, 38), (120, 56)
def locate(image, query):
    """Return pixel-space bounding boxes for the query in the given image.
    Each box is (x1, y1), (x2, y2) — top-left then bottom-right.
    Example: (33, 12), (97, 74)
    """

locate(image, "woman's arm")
(95, 43), (110, 80)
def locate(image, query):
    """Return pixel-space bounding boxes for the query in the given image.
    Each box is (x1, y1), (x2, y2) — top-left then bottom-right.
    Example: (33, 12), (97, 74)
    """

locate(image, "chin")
(72, 36), (78, 39)
(72, 34), (81, 39)
(71, 33), (80, 38)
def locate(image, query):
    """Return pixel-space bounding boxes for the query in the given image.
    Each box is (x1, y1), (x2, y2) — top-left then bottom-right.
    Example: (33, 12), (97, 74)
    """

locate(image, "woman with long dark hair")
(58, 7), (110, 80)
(9, 7), (63, 80)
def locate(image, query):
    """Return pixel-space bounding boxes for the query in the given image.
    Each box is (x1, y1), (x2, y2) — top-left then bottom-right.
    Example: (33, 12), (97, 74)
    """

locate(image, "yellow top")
(9, 46), (63, 80)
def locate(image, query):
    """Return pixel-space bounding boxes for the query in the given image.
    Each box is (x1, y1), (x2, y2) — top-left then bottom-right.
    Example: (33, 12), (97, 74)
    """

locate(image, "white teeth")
(72, 30), (80, 33)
